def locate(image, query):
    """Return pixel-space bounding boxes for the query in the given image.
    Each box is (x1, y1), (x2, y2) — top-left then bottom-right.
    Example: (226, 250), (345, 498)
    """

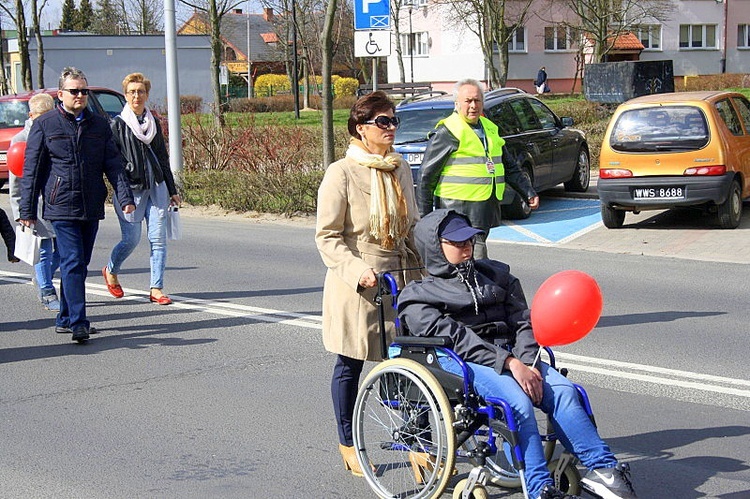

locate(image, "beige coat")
(316, 155), (422, 361)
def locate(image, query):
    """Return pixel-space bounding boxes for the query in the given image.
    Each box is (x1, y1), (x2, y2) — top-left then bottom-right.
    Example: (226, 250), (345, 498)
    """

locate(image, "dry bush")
(180, 117), (349, 214)
(681, 73), (749, 91)
(180, 95), (203, 114)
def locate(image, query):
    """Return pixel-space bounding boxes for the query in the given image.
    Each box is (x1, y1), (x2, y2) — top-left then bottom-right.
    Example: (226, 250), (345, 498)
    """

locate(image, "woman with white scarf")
(315, 91), (423, 477)
(103, 73), (180, 305)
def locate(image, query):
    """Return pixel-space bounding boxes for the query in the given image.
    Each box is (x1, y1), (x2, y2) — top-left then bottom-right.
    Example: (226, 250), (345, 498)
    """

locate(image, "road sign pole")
(372, 58), (378, 91)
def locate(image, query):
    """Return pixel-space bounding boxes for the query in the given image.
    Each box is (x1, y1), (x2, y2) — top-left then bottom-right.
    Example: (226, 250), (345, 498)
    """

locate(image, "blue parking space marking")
(488, 198), (602, 244)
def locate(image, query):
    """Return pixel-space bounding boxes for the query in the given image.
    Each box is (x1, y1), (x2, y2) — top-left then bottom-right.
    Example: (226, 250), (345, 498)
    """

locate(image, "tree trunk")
(32, 0), (45, 88)
(391, 0), (405, 83)
(16, 0), (33, 90)
(209, 0), (225, 127)
(320, 0), (338, 169)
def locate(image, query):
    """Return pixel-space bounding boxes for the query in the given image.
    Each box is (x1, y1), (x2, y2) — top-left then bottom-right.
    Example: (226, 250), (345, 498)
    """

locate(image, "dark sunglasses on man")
(365, 115), (400, 130)
(63, 88), (90, 96)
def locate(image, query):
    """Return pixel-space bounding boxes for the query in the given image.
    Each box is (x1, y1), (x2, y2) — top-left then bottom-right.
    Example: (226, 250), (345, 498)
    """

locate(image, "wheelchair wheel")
(451, 479), (488, 499)
(353, 358), (457, 499)
(548, 458), (581, 495)
(466, 408), (555, 488)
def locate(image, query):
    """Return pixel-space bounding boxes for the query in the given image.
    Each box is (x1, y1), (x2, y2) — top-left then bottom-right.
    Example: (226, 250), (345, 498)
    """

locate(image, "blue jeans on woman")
(108, 195), (167, 289)
(35, 238), (60, 296)
(441, 359), (616, 499)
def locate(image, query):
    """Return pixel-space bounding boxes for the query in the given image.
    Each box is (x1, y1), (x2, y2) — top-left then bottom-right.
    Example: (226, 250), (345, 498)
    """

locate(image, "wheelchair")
(352, 273), (596, 499)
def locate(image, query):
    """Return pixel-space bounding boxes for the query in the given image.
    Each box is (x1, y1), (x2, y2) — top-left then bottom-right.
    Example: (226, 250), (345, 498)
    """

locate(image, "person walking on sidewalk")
(18, 67), (135, 343)
(8, 92), (60, 310)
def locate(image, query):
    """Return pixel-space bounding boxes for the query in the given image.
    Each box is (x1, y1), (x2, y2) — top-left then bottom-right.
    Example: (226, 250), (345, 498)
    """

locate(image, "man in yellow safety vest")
(418, 79), (540, 258)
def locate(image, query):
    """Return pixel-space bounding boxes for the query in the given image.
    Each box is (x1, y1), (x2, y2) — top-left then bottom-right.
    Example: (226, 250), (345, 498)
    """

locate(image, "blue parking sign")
(354, 0), (390, 30)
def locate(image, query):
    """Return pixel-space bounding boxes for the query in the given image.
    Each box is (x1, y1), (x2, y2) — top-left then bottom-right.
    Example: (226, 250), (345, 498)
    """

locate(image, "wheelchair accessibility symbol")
(354, 30), (391, 58)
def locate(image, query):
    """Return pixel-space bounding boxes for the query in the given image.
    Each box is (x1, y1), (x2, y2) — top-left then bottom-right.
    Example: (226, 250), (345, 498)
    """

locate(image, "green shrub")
(334, 77), (360, 97)
(255, 74), (291, 97)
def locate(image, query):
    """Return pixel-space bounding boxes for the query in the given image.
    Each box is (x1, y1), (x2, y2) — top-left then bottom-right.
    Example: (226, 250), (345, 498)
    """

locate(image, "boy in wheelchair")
(397, 209), (637, 499)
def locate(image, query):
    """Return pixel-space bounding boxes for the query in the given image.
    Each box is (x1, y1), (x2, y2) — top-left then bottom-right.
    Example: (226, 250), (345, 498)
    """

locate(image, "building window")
(739, 24), (750, 48)
(508, 27), (526, 52)
(225, 47), (236, 61)
(679, 24), (717, 49)
(545, 26), (574, 51)
(400, 32), (429, 56)
(634, 25), (661, 50)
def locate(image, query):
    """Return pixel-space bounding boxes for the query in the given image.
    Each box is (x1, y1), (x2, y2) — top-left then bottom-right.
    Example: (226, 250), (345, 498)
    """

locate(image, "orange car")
(598, 91), (750, 229)
(0, 87), (126, 187)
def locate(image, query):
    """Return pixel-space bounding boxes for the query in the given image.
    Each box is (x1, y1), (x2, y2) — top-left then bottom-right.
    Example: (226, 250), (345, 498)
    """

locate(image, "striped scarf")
(346, 139), (409, 250)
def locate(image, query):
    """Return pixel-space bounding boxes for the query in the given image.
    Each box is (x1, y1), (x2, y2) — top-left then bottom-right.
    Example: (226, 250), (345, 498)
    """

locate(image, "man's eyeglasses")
(440, 237), (475, 249)
(364, 116), (400, 130)
(63, 88), (89, 96)
(126, 89), (148, 96)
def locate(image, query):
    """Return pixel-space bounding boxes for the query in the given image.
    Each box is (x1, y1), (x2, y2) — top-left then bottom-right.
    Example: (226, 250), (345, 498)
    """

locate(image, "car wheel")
(564, 147), (590, 192)
(717, 179), (742, 229)
(601, 203), (625, 228)
(503, 171), (533, 220)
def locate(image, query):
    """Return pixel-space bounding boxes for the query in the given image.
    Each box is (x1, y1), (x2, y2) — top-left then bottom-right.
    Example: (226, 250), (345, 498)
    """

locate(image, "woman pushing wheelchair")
(397, 209), (637, 499)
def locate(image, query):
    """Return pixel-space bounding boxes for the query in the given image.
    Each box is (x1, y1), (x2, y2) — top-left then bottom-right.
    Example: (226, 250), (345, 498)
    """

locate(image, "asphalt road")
(0, 188), (748, 498)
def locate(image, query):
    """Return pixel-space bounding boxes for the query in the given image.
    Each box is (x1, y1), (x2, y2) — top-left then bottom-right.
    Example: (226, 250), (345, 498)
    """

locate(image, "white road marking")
(2, 270), (744, 401)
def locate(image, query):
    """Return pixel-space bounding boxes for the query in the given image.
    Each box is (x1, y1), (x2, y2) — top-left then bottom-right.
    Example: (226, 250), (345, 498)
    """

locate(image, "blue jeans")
(441, 359), (616, 499)
(108, 196), (167, 289)
(35, 238), (60, 295)
(51, 220), (99, 330)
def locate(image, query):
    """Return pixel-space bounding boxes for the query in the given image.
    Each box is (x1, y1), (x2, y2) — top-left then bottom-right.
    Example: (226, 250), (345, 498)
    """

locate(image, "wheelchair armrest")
(393, 335), (452, 347)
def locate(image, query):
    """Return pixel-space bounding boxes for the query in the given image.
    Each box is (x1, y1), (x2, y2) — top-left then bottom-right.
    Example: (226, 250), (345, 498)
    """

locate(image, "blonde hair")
(122, 72), (151, 94)
(29, 93), (55, 117)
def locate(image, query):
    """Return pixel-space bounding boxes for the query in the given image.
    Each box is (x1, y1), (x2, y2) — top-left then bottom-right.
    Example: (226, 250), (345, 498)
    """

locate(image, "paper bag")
(166, 206), (182, 240)
(14, 225), (41, 265)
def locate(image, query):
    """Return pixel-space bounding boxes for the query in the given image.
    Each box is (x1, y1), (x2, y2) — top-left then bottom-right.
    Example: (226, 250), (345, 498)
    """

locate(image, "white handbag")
(166, 206), (182, 240)
(14, 225), (41, 266)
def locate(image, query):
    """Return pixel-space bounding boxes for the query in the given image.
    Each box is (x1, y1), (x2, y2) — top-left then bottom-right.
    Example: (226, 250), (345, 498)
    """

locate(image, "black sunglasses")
(364, 115), (400, 130)
(63, 88), (90, 96)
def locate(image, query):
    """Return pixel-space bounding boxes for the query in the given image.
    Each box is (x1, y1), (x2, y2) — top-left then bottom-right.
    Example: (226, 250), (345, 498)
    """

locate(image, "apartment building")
(386, 0), (749, 93)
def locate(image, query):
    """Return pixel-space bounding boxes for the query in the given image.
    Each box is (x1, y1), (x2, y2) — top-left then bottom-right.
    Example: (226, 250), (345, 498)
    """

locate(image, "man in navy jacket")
(19, 67), (135, 342)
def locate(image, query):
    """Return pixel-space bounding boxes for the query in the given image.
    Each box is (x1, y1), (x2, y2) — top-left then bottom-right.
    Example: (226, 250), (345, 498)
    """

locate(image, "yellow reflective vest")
(434, 114), (506, 201)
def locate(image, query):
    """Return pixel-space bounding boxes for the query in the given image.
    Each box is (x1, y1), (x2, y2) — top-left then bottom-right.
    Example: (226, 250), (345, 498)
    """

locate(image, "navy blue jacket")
(19, 105), (134, 222)
(398, 209), (539, 375)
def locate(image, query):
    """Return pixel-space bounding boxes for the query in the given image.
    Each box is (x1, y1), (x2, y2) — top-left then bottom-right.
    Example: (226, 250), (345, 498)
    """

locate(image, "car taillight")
(684, 165), (726, 176)
(599, 168), (633, 178)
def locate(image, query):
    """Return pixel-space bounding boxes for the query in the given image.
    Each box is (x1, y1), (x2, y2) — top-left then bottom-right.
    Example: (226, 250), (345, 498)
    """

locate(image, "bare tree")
(1, 0), (34, 90)
(320, 0), (337, 167)
(433, 0), (533, 88)
(121, 0), (164, 34)
(31, 0), (48, 88)
(391, 0), (405, 83)
(555, 0), (672, 63)
(180, 0), (244, 126)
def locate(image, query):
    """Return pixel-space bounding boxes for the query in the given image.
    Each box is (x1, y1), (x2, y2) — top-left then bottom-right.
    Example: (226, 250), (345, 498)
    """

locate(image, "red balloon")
(7, 141), (26, 178)
(530, 270), (603, 347)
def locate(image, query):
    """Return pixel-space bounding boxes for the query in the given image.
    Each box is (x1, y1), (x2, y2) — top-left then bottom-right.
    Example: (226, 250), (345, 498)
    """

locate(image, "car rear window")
(395, 107), (453, 145)
(609, 106), (709, 152)
(0, 101), (30, 129)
